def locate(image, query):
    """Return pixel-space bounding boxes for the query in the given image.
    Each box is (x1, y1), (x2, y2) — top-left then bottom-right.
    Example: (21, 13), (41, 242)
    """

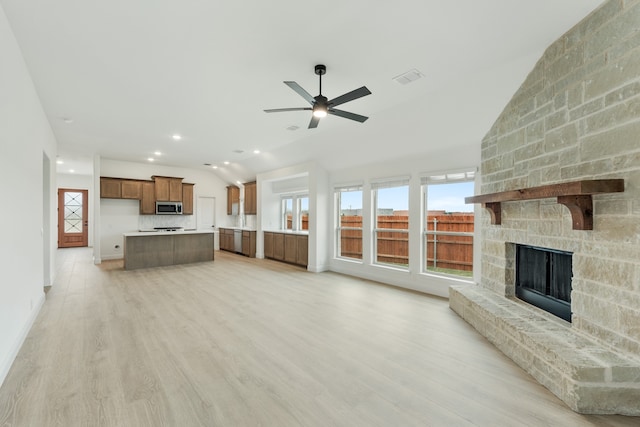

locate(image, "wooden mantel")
(465, 179), (624, 230)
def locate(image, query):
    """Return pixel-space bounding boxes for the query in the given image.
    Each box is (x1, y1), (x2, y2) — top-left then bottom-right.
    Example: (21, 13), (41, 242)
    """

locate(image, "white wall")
(57, 173), (95, 247)
(0, 4), (57, 386)
(328, 142), (480, 297)
(97, 159), (229, 260)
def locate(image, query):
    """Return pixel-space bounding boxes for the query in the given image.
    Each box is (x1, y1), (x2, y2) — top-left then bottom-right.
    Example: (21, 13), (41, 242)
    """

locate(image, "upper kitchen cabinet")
(140, 181), (156, 214)
(121, 180), (142, 199)
(227, 185), (239, 215)
(100, 177), (122, 198)
(182, 183), (194, 215)
(244, 181), (257, 215)
(153, 176), (183, 202)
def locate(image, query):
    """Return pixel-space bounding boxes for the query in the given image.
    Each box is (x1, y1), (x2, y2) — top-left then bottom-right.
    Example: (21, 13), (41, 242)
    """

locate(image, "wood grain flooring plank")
(0, 248), (639, 426)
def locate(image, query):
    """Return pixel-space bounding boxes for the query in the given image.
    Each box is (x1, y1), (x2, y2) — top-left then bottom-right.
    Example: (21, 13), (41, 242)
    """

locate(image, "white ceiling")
(1, 0), (603, 182)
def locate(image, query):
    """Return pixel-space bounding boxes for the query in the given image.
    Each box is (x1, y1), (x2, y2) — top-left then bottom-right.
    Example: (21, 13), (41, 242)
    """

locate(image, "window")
(298, 196), (309, 230)
(282, 197), (293, 230)
(335, 185), (363, 260)
(422, 171), (475, 278)
(372, 178), (409, 268)
(281, 194), (308, 231)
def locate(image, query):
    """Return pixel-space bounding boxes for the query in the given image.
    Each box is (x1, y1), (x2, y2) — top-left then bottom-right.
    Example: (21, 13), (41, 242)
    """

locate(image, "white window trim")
(335, 185), (363, 262)
(372, 180), (409, 270)
(421, 169), (475, 279)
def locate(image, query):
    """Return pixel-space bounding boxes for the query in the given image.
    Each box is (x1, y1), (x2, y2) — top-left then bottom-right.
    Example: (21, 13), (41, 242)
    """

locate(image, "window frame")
(371, 177), (410, 270)
(334, 185), (363, 261)
(421, 170), (475, 279)
(281, 193), (308, 231)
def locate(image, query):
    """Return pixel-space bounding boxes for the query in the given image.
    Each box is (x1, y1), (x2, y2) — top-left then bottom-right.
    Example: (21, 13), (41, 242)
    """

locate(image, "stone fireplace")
(450, 0), (640, 415)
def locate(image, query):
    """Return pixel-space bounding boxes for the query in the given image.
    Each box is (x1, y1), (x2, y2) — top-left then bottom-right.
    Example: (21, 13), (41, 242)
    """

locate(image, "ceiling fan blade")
(328, 86), (371, 107)
(328, 108), (368, 123)
(284, 81), (316, 105)
(264, 107), (312, 113)
(308, 115), (321, 129)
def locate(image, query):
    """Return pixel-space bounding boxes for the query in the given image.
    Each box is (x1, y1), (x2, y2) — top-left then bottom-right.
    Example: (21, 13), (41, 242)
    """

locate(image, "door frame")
(58, 188), (89, 248)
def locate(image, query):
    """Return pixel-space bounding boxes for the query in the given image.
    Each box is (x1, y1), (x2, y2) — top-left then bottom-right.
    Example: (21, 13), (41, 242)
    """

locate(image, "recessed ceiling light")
(172, 134), (182, 141)
(236, 180), (241, 185)
(223, 161), (230, 165)
(147, 158), (154, 162)
(212, 165), (218, 169)
(253, 149), (260, 154)
(63, 118), (73, 124)
(154, 151), (162, 156)
(56, 159), (64, 164)
(69, 169), (75, 173)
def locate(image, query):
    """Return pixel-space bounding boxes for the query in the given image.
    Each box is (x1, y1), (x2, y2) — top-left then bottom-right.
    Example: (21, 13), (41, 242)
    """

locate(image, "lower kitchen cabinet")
(219, 228), (256, 257)
(263, 231), (308, 267)
(219, 228), (235, 252)
(296, 235), (308, 266)
(264, 232), (274, 258)
(242, 230), (256, 258)
(273, 233), (284, 260)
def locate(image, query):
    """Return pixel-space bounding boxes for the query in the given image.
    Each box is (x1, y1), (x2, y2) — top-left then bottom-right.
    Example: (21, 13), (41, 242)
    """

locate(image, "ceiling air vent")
(392, 69), (424, 85)
(232, 149), (244, 154)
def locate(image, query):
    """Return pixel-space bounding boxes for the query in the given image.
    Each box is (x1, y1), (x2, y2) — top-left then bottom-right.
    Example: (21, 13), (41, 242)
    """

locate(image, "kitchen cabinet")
(273, 233), (285, 261)
(182, 183), (194, 215)
(244, 181), (257, 215)
(140, 181), (156, 214)
(121, 180), (142, 199)
(263, 231), (308, 267)
(219, 228), (235, 252)
(296, 235), (308, 266)
(227, 186), (239, 215)
(242, 230), (256, 258)
(264, 232), (274, 258)
(284, 234), (297, 263)
(100, 175), (193, 215)
(100, 177), (122, 198)
(154, 176), (184, 202)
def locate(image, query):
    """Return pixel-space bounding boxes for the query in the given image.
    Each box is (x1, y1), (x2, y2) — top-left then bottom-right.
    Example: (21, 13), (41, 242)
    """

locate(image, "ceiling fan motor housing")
(315, 64), (326, 75)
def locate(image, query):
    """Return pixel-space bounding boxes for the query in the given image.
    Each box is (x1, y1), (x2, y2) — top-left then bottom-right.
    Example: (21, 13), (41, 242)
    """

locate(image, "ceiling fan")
(264, 64), (372, 129)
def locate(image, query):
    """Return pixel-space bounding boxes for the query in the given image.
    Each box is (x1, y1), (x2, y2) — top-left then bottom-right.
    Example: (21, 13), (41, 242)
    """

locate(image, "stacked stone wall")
(479, 0), (640, 355)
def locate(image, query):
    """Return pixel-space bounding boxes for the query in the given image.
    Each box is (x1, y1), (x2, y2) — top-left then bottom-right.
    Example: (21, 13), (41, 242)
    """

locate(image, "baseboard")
(0, 291), (46, 387)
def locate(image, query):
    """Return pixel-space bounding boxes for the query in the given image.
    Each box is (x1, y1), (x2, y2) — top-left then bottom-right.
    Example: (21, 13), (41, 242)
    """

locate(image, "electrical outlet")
(115, 245), (120, 249)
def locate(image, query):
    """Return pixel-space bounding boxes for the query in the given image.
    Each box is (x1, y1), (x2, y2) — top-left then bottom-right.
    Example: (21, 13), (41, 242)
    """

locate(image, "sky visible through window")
(339, 182), (474, 213)
(427, 181), (474, 213)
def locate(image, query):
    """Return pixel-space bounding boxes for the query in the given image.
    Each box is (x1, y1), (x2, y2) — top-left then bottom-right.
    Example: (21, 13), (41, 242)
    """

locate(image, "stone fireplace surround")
(449, 0), (640, 415)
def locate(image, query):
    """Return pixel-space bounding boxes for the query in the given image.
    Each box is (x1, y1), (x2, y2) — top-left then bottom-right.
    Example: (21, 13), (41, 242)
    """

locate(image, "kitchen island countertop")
(124, 229), (215, 237)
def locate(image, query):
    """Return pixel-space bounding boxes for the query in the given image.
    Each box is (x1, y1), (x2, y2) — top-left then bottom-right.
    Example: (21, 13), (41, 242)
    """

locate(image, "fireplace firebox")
(515, 245), (572, 322)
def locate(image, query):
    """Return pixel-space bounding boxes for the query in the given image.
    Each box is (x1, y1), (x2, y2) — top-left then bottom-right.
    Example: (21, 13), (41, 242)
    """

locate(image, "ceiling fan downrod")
(315, 64), (326, 96)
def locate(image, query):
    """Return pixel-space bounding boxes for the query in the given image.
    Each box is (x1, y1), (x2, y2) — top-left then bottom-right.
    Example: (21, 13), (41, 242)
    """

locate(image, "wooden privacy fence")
(339, 213), (474, 271)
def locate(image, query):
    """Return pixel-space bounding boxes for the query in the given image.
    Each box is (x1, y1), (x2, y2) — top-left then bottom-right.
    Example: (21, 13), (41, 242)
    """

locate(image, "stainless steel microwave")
(156, 201), (183, 215)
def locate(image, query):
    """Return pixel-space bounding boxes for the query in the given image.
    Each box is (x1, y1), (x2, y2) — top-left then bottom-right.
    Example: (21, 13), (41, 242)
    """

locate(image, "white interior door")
(197, 196), (217, 249)
(197, 196), (215, 229)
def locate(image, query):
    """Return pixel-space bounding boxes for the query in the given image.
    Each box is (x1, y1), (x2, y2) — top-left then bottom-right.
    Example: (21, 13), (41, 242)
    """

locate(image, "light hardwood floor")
(0, 248), (638, 427)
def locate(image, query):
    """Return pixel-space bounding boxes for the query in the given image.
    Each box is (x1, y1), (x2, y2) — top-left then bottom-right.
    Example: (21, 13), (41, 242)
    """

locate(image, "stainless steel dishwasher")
(234, 229), (242, 253)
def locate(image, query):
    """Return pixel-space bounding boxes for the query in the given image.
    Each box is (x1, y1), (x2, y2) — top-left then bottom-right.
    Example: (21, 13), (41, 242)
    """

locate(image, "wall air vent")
(392, 69), (424, 85)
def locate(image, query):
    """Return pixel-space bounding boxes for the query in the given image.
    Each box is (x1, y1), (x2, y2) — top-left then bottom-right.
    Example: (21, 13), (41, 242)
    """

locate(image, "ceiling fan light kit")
(264, 64), (371, 129)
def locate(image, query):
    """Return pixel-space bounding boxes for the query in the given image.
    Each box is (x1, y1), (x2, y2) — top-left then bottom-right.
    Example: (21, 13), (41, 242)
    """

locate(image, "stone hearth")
(450, 286), (640, 415)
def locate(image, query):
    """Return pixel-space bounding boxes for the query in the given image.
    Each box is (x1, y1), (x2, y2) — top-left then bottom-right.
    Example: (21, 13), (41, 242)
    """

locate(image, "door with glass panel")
(57, 189), (88, 248)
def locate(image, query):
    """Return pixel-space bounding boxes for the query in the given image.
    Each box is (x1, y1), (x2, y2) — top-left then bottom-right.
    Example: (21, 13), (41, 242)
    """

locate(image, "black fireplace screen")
(515, 244), (572, 322)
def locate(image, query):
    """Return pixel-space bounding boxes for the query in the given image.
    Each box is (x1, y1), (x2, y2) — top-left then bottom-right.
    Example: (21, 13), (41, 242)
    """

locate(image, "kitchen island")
(123, 230), (214, 270)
